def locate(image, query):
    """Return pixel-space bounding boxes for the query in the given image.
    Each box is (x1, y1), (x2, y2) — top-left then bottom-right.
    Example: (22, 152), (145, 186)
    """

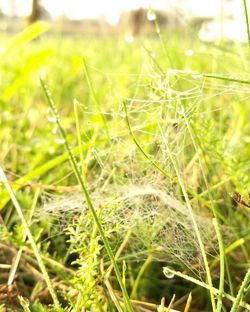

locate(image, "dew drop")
(124, 34), (134, 43)
(192, 74), (203, 79)
(46, 107), (56, 123)
(185, 49), (193, 57)
(73, 98), (79, 106)
(177, 106), (185, 115)
(163, 267), (175, 279)
(147, 10), (156, 21)
(120, 113), (126, 118)
(52, 125), (58, 135)
(54, 138), (66, 145)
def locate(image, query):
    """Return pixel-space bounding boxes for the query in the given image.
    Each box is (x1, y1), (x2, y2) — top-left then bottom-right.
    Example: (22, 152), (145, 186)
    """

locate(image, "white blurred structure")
(198, 18), (247, 42)
(0, 0), (247, 42)
(188, 0), (248, 43)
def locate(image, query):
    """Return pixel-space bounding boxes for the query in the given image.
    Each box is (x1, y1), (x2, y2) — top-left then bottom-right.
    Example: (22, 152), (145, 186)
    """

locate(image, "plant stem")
(213, 218), (225, 312)
(40, 78), (134, 312)
(0, 168), (62, 311)
(230, 268), (250, 312)
(82, 57), (111, 144)
(163, 267), (250, 310)
(243, 0), (250, 53)
(158, 125), (216, 312)
(202, 74), (250, 85)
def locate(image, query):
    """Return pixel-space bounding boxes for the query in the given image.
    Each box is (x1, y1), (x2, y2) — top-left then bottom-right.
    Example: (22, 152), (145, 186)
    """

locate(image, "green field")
(1, 21), (250, 311)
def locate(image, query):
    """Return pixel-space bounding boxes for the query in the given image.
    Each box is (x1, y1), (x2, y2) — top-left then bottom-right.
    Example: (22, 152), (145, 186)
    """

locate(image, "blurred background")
(0, 0), (247, 42)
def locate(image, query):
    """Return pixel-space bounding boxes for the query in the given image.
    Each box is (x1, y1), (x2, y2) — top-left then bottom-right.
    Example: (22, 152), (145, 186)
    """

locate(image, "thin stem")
(0, 168), (62, 311)
(40, 78), (134, 312)
(243, 0), (250, 53)
(202, 74), (250, 85)
(82, 57), (111, 144)
(8, 187), (40, 286)
(130, 255), (152, 299)
(74, 99), (86, 182)
(163, 267), (250, 310)
(158, 125), (216, 312)
(213, 218), (225, 312)
(230, 268), (250, 312)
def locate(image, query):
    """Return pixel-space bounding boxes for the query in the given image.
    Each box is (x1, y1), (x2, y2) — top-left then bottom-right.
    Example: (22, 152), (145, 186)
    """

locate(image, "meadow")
(0, 19), (250, 312)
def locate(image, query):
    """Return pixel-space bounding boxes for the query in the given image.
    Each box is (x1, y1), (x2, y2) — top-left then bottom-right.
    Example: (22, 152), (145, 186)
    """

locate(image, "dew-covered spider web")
(39, 66), (250, 279)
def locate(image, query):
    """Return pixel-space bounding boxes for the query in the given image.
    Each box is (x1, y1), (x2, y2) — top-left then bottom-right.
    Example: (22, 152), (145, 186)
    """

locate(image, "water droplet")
(54, 138), (65, 145)
(167, 88), (172, 97)
(192, 74), (203, 79)
(120, 113), (126, 118)
(39, 68), (47, 79)
(46, 107), (56, 123)
(150, 52), (156, 59)
(52, 125), (58, 134)
(147, 10), (156, 21)
(73, 98), (79, 106)
(124, 34), (134, 43)
(163, 267), (175, 279)
(177, 106), (185, 115)
(185, 49), (193, 57)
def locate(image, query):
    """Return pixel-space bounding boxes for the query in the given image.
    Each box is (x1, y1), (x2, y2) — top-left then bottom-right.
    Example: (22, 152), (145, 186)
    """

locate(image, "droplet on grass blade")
(177, 106), (185, 115)
(73, 98), (79, 106)
(192, 74), (203, 79)
(46, 107), (56, 123)
(185, 49), (193, 57)
(124, 34), (134, 43)
(163, 267), (175, 279)
(54, 138), (66, 145)
(52, 125), (58, 135)
(120, 113), (126, 118)
(147, 10), (156, 21)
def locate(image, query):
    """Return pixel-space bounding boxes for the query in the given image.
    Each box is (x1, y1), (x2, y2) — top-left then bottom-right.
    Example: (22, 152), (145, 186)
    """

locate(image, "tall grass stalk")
(243, 0), (250, 52)
(40, 78), (134, 312)
(163, 267), (250, 310)
(212, 218), (225, 312)
(73, 98), (86, 182)
(158, 124), (216, 312)
(82, 57), (111, 144)
(0, 167), (62, 311)
(123, 101), (216, 310)
(202, 74), (250, 85)
(230, 268), (250, 312)
(7, 187), (40, 286)
(130, 255), (152, 299)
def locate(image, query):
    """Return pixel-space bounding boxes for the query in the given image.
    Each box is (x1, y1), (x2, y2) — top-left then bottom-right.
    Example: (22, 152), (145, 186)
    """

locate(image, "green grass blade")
(2, 22), (49, 58)
(230, 268), (250, 312)
(243, 0), (250, 52)
(212, 218), (225, 312)
(40, 78), (134, 312)
(0, 168), (62, 311)
(130, 255), (152, 299)
(158, 124), (216, 312)
(74, 98), (86, 182)
(163, 267), (250, 310)
(202, 74), (250, 85)
(82, 57), (111, 144)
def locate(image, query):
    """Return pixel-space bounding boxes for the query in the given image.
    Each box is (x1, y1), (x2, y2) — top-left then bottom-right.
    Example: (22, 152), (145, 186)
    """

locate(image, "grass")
(0, 14), (250, 312)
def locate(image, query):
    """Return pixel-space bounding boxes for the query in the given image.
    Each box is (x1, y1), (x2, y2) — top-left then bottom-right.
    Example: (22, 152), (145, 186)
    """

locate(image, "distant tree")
(29, 0), (50, 23)
(0, 8), (5, 19)
(131, 8), (145, 36)
(29, 0), (39, 23)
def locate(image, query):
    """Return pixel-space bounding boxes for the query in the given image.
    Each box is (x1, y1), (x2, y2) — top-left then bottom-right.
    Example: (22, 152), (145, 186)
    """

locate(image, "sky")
(0, 0), (244, 25)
